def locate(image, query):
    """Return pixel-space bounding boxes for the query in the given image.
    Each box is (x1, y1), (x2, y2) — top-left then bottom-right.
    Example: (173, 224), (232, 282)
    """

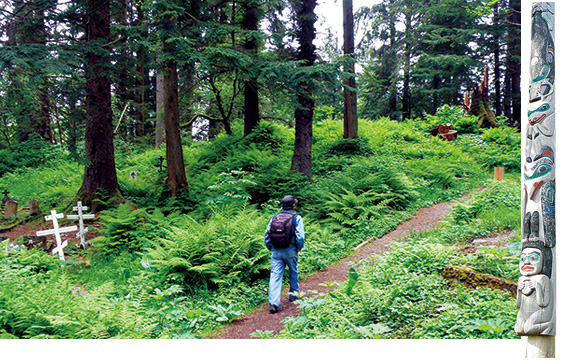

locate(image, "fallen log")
(441, 265), (517, 296)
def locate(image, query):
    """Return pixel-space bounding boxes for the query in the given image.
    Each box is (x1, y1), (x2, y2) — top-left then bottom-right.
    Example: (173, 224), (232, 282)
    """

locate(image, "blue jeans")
(268, 247), (299, 307)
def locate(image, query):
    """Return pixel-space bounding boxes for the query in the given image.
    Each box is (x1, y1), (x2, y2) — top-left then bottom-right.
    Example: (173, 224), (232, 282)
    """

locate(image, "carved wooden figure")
(519, 2), (556, 357)
(515, 246), (554, 335)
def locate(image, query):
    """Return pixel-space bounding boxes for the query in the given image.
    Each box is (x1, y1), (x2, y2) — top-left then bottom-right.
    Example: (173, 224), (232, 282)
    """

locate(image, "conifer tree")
(343, 0), (358, 139)
(2, 0), (55, 143)
(290, 0), (317, 181)
(77, 0), (121, 210)
(154, 0), (189, 196)
(242, 0), (262, 137)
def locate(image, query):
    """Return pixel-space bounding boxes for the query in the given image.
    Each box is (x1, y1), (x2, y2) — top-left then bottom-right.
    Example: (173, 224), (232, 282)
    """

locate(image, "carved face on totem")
(520, 248), (543, 277)
(523, 147), (555, 245)
(527, 8), (555, 162)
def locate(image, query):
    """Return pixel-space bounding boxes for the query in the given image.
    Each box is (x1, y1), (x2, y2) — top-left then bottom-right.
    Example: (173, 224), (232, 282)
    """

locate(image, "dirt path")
(212, 199), (456, 339)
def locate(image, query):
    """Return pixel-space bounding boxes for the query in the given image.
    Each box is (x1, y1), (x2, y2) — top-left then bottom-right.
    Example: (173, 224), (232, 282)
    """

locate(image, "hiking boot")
(289, 292), (299, 302)
(269, 304), (278, 314)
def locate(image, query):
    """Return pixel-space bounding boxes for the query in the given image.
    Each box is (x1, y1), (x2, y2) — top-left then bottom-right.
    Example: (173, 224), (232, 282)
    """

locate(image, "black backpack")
(269, 212), (295, 249)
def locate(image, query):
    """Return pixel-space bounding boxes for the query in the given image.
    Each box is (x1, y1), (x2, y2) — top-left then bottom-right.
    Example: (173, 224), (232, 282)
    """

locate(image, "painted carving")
(518, 2), (556, 337)
(515, 245), (555, 335)
(541, 180), (555, 248)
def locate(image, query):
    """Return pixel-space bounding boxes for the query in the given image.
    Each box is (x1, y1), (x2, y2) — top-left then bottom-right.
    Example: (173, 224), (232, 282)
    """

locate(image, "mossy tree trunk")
(76, 0), (121, 212)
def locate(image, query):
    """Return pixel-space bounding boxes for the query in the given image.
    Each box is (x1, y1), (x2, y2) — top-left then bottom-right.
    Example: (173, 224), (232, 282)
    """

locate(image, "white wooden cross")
(66, 201), (95, 249)
(36, 210), (78, 261)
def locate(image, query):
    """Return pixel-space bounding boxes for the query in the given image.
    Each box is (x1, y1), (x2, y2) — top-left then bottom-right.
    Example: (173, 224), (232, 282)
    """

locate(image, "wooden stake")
(494, 167), (504, 181)
(352, 237), (374, 251)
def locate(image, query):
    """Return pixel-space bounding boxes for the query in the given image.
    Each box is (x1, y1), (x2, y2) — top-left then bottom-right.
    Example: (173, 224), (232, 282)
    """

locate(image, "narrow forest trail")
(211, 198), (457, 339)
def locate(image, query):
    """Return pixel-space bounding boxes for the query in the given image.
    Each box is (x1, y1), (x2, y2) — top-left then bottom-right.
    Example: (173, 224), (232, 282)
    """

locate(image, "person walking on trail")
(264, 195), (305, 314)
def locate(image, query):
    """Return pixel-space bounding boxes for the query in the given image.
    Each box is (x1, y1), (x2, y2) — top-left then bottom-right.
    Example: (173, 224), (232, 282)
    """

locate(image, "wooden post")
(518, 2), (556, 358)
(526, 336), (555, 358)
(494, 167), (504, 181)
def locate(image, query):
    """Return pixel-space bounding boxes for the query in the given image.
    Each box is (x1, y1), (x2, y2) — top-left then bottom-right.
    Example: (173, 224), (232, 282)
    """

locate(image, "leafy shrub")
(420, 105), (479, 134)
(90, 203), (146, 256)
(321, 137), (374, 158)
(468, 245), (520, 281)
(447, 179), (520, 230)
(145, 206), (270, 288)
(206, 170), (257, 206)
(0, 160), (83, 209)
(0, 135), (64, 177)
(241, 122), (287, 152)
(481, 126), (520, 148)
(299, 223), (353, 275)
(0, 271), (161, 338)
(321, 188), (390, 230)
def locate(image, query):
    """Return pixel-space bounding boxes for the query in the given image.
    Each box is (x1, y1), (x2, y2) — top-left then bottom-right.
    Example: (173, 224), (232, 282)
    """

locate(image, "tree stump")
(464, 66), (499, 128)
(437, 124), (458, 141)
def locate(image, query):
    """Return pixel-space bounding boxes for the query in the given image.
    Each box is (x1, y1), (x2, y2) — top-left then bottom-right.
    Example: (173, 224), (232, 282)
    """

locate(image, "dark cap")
(282, 195), (297, 210)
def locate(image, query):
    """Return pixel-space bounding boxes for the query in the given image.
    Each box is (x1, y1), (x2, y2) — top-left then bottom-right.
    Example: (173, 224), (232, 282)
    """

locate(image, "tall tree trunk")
(163, 57), (188, 196)
(155, 71), (165, 147)
(243, 0), (260, 137)
(509, 0), (521, 129)
(493, 1), (502, 116)
(78, 0), (121, 211)
(290, 0), (317, 181)
(504, 0), (521, 129)
(402, 10), (413, 120)
(343, 0), (358, 138)
(36, 80), (53, 142)
(134, 2), (150, 138)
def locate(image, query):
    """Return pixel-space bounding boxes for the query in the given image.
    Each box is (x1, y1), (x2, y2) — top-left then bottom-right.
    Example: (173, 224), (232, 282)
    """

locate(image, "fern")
(145, 206), (270, 288)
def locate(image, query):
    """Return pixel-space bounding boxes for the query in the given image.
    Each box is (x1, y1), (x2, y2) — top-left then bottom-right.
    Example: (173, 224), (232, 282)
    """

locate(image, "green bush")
(0, 135), (64, 177)
(90, 203), (147, 256)
(420, 105), (479, 134)
(481, 126), (520, 148)
(321, 137), (374, 158)
(145, 205), (270, 288)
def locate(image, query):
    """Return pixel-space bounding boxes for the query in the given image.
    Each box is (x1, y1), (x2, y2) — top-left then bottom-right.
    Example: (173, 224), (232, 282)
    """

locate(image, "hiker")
(264, 195), (305, 314)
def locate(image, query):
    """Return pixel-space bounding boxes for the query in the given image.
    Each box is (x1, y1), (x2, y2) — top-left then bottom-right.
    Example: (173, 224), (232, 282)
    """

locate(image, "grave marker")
(66, 201), (95, 249)
(36, 210), (77, 261)
(154, 156), (165, 172)
(29, 199), (40, 214)
(2, 190), (10, 205)
(4, 200), (18, 218)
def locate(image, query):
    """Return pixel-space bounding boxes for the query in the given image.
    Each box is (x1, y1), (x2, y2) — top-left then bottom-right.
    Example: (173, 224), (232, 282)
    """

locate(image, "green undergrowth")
(272, 179), (520, 339)
(0, 107), (521, 339)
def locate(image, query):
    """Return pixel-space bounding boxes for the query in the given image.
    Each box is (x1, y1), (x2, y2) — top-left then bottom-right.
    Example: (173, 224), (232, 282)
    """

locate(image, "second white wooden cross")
(36, 210), (78, 261)
(67, 201), (95, 249)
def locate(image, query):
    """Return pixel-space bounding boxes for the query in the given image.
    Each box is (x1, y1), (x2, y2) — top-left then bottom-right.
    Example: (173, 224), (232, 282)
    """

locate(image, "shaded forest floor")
(212, 188), (516, 339)
(213, 190), (515, 339)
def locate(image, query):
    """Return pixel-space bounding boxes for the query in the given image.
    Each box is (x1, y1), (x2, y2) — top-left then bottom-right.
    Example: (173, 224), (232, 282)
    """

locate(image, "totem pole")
(517, 2), (556, 358)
